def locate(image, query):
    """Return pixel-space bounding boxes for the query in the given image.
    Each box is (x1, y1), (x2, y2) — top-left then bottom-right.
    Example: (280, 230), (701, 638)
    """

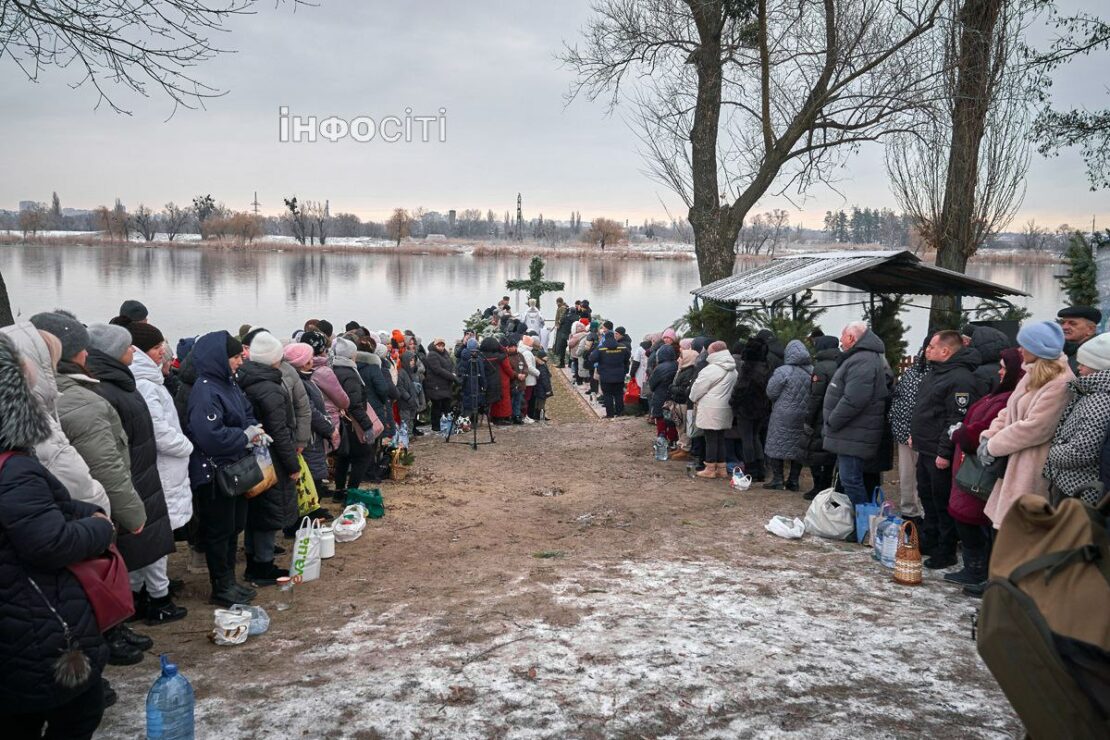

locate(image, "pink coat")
(311, 356), (350, 446)
(981, 356), (1074, 528)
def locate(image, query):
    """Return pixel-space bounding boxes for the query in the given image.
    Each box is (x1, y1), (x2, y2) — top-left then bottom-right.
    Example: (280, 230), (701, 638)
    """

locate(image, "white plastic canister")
(319, 525), (336, 559)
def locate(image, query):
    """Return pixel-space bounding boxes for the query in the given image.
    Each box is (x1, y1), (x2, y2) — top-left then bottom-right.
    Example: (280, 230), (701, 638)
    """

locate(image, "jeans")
(8, 674), (105, 740)
(245, 528), (277, 563)
(128, 556), (170, 598)
(335, 435), (373, 490)
(916, 454), (957, 556)
(601, 381), (624, 417)
(195, 482), (247, 586)
(511, 389), (524, 419)
(837, 454), (867, 507)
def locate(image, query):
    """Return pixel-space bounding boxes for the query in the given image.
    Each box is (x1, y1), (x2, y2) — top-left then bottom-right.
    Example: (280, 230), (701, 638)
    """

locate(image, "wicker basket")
(893, 520), (922, 586)
(389, 463), (410, 482)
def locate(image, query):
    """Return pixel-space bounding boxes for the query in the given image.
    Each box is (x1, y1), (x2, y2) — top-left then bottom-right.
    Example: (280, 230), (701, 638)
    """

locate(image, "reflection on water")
(1, 244), (1064, 351)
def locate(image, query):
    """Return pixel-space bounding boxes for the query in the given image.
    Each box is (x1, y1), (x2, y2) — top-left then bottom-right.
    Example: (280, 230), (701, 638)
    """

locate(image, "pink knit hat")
(283, 342), (314, 368)
(662, 328), (677, 341)
(679, 338), (693, 350)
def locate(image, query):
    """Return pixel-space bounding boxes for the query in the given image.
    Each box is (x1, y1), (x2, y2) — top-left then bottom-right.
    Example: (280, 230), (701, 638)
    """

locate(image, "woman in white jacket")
(523, 299), (544, 335)
(689, 341), (739, 479)
(128, 322), (193, 624)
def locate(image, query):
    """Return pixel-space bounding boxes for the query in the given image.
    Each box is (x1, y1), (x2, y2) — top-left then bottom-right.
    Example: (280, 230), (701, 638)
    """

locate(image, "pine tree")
(1058, 231), (1099, 307)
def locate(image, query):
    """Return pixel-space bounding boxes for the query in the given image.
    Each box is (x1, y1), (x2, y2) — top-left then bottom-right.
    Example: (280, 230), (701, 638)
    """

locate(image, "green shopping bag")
(296, 455), (320, 517)
(345, 487), (385, 519)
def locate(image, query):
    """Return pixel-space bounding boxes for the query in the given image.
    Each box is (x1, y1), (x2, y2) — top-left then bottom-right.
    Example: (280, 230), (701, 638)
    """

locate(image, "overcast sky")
(0, 0), (1106, 230)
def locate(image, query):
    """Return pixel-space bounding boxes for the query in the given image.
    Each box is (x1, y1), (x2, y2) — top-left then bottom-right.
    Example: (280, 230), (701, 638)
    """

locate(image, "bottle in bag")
(146, 654), (195, 740)
(653, 435), (669, 461)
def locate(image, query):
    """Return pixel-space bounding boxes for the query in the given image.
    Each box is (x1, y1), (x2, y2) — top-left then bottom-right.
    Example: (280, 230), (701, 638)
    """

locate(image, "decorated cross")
(506, 256), (564, 309)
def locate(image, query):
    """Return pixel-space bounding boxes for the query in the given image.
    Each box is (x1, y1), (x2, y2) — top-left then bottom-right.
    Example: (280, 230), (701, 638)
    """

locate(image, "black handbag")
(955, 453), (1007, 502)
(215, 453), (264, 498)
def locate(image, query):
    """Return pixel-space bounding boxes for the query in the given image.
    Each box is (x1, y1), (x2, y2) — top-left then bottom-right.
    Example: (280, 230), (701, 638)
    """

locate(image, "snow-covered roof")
(691, 250), (1028, 305)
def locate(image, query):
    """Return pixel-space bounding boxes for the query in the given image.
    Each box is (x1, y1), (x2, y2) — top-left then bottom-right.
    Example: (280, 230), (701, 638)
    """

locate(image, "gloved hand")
(946, 422), (963, 439)
(256, 433), (274, 448)
(243, 424), (265, 447)
(977, 439), (996, 466)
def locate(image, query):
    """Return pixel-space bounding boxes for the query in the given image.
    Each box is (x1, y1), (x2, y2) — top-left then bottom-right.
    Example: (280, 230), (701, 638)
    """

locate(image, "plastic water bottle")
(146, 654), (195, 740)
(653, 435), (669, 461)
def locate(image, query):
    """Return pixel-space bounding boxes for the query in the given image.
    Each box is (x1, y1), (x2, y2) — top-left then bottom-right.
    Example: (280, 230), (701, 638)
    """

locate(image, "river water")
(1, 243), (1064, 351)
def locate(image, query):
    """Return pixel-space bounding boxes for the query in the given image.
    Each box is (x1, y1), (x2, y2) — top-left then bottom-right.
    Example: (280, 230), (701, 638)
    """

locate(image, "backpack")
(976, 490), (1110, 740)
(670, 366), (697, 405)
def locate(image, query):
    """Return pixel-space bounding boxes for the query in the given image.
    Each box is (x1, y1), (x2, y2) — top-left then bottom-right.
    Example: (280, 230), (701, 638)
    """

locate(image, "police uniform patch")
(955, 392), (970, 408)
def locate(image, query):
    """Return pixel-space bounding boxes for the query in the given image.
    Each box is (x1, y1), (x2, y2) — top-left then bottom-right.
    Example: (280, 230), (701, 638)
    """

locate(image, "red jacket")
(948, 391), (1012, 526)
(490, 357), (514, 419)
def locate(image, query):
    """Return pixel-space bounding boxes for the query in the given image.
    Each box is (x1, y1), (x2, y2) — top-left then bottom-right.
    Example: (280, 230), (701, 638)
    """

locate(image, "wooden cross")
(505, 256), (564, 309)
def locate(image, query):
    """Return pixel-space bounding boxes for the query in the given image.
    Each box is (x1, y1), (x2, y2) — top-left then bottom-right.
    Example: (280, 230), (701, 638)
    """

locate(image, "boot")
(127, 587), (149, 622)
(695, 462), (718, 479)
(115, 623), (153, 651)
(962, 580), (988, 598)
(145, 594), (188, 625)
(229, 579), (257, 603)
(105, 627), (144, 665)
(331, 487), (347, 504)
(748, 462), (766, 482)
(717, 462), (731, 479)
(763, 459), (785, 490)
(924, 551), (958, 570)
(209, 576), (243, 608)
(103, 678), (118, 709)
(785, 462), (803, 492)
(670, 448), (690, 460)
(186, 547), (208, 575)
(943, 551), (988, 585)
(244, 558), (288, 586)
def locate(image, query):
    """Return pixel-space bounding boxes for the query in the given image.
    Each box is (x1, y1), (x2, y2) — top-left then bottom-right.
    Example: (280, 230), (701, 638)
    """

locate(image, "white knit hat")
(248, 331), (284, 366)
(1077, 333), (1110, 372)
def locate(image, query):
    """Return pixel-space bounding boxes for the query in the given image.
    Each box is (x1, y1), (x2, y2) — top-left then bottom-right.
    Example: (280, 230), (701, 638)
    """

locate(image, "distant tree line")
(822, 208), (917, 248)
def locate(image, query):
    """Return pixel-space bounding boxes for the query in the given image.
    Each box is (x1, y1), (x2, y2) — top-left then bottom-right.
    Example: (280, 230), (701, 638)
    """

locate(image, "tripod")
(445, 351), (495, 450)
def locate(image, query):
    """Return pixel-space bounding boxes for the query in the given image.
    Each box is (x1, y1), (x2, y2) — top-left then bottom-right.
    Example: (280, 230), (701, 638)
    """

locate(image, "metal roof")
(690, 250), (1029, 305)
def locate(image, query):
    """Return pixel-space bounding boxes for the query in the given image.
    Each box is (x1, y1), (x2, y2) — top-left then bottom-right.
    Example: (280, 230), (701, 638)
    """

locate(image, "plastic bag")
(295, 454), (320, 518)
(392, 422), (410, 450)
(212, 607), (251, 645)
(765, 515), (805, 539)
(345, 488), (384, 519)
(245, 447), (276, 499)
(334, 504), (367, 543)
(232, 604), (270, 636)
(291, 516), (322, 584)
(854, 487), (884, 545)
(803, 488), (855, 540)
(730, 468), (753, 491)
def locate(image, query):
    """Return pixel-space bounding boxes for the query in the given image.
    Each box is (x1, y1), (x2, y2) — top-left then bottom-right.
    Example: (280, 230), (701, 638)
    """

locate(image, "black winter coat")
(356, 354), (395, 427)
(805, 338), (842, 465)
(335, 364), (373, 434)
(967, 324), (1011, 393)
(591, 334), (630, 384)
(424, 349), (456, 401)
(732, 360), (771, 422)
(299, 371), (332, 482)
(648, 345), (678, 418)
(85, 349), (174, 571)
(0, 453), (114, 713)
(236, 361), (297, 531)
(821, 330), (889, 461)
(910, 346), (987, 459)
(457, 344), (487, 413)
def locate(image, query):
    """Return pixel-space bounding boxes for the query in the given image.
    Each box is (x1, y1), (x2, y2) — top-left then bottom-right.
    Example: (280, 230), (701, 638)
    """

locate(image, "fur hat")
(29, 311), (89, 361)
(248, 331), (284, 366)
(301, 330), (327, 357)
(316, 319), (334, 337)
(1077, 333), (1110, 372)
(333, 336), (357, 359)
(87, 323), (133, 360)
(0, 335), (51, 450)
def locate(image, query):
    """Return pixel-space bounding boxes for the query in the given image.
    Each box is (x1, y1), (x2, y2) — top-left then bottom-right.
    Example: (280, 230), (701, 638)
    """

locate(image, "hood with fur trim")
(0, 334), (52, 450)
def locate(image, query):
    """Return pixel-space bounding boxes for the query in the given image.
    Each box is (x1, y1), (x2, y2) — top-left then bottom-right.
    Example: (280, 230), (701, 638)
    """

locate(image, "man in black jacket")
(909, 330), (987, 569)
(591, 333), (630, 418)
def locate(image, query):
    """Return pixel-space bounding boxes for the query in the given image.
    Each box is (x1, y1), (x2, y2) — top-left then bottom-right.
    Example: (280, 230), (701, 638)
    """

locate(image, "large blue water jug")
(146, 654), (195, 739)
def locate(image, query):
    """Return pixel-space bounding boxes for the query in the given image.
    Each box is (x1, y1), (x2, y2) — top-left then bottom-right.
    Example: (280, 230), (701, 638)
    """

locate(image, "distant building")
(61, 208), (93, 217)
(18, 200), (43, 212)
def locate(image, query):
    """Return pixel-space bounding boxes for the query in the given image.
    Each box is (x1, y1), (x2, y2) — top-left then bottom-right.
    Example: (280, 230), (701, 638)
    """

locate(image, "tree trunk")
(0, 269), (13, 327)
(930, 0), (1003, 331)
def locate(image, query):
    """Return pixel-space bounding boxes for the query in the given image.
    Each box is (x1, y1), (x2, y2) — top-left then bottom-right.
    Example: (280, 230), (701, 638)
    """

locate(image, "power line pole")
(515, 193), (523, 242)
(251, 191), (261, 215)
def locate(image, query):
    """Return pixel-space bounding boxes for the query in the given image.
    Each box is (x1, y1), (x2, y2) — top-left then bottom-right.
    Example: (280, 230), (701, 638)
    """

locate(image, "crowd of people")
(609, 304), (1108, 594)
(1, 298), (553, 738)
(2, 291), (1107, 738)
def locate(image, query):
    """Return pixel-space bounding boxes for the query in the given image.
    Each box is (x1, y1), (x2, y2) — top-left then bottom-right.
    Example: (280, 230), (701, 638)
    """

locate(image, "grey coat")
(764, 340), (813, 460)
(822, 329), (889, 460)
(280, 361), (312, 449)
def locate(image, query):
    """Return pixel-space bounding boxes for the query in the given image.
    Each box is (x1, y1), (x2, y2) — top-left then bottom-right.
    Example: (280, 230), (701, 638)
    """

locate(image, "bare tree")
(583, 218), (625, 250)
(227, 212), (262, 244)
(162, 202), (190, 241)
(304, 201), (330, 245)
(386, 208), (412, 246)
(131, 204), (158, 242)
(2, 1), (312, 114)
(96, 201), (129, 240)
(563, 0), (943, 290)
(1018, 219), (1050, 253)
(885, 0), (1031, 325)
(18, 204), (46, 239)
(283, 197), (308, 245)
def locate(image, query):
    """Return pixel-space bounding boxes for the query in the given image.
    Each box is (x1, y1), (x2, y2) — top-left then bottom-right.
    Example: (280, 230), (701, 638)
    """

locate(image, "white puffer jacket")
(689, 350), (739, 430)
(130, 349), (194, 529)
(0, 322), (113, 515)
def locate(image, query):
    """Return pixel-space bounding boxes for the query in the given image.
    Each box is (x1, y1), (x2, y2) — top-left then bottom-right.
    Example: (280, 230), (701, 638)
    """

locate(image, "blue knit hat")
(1017, 321), (1065, 360)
